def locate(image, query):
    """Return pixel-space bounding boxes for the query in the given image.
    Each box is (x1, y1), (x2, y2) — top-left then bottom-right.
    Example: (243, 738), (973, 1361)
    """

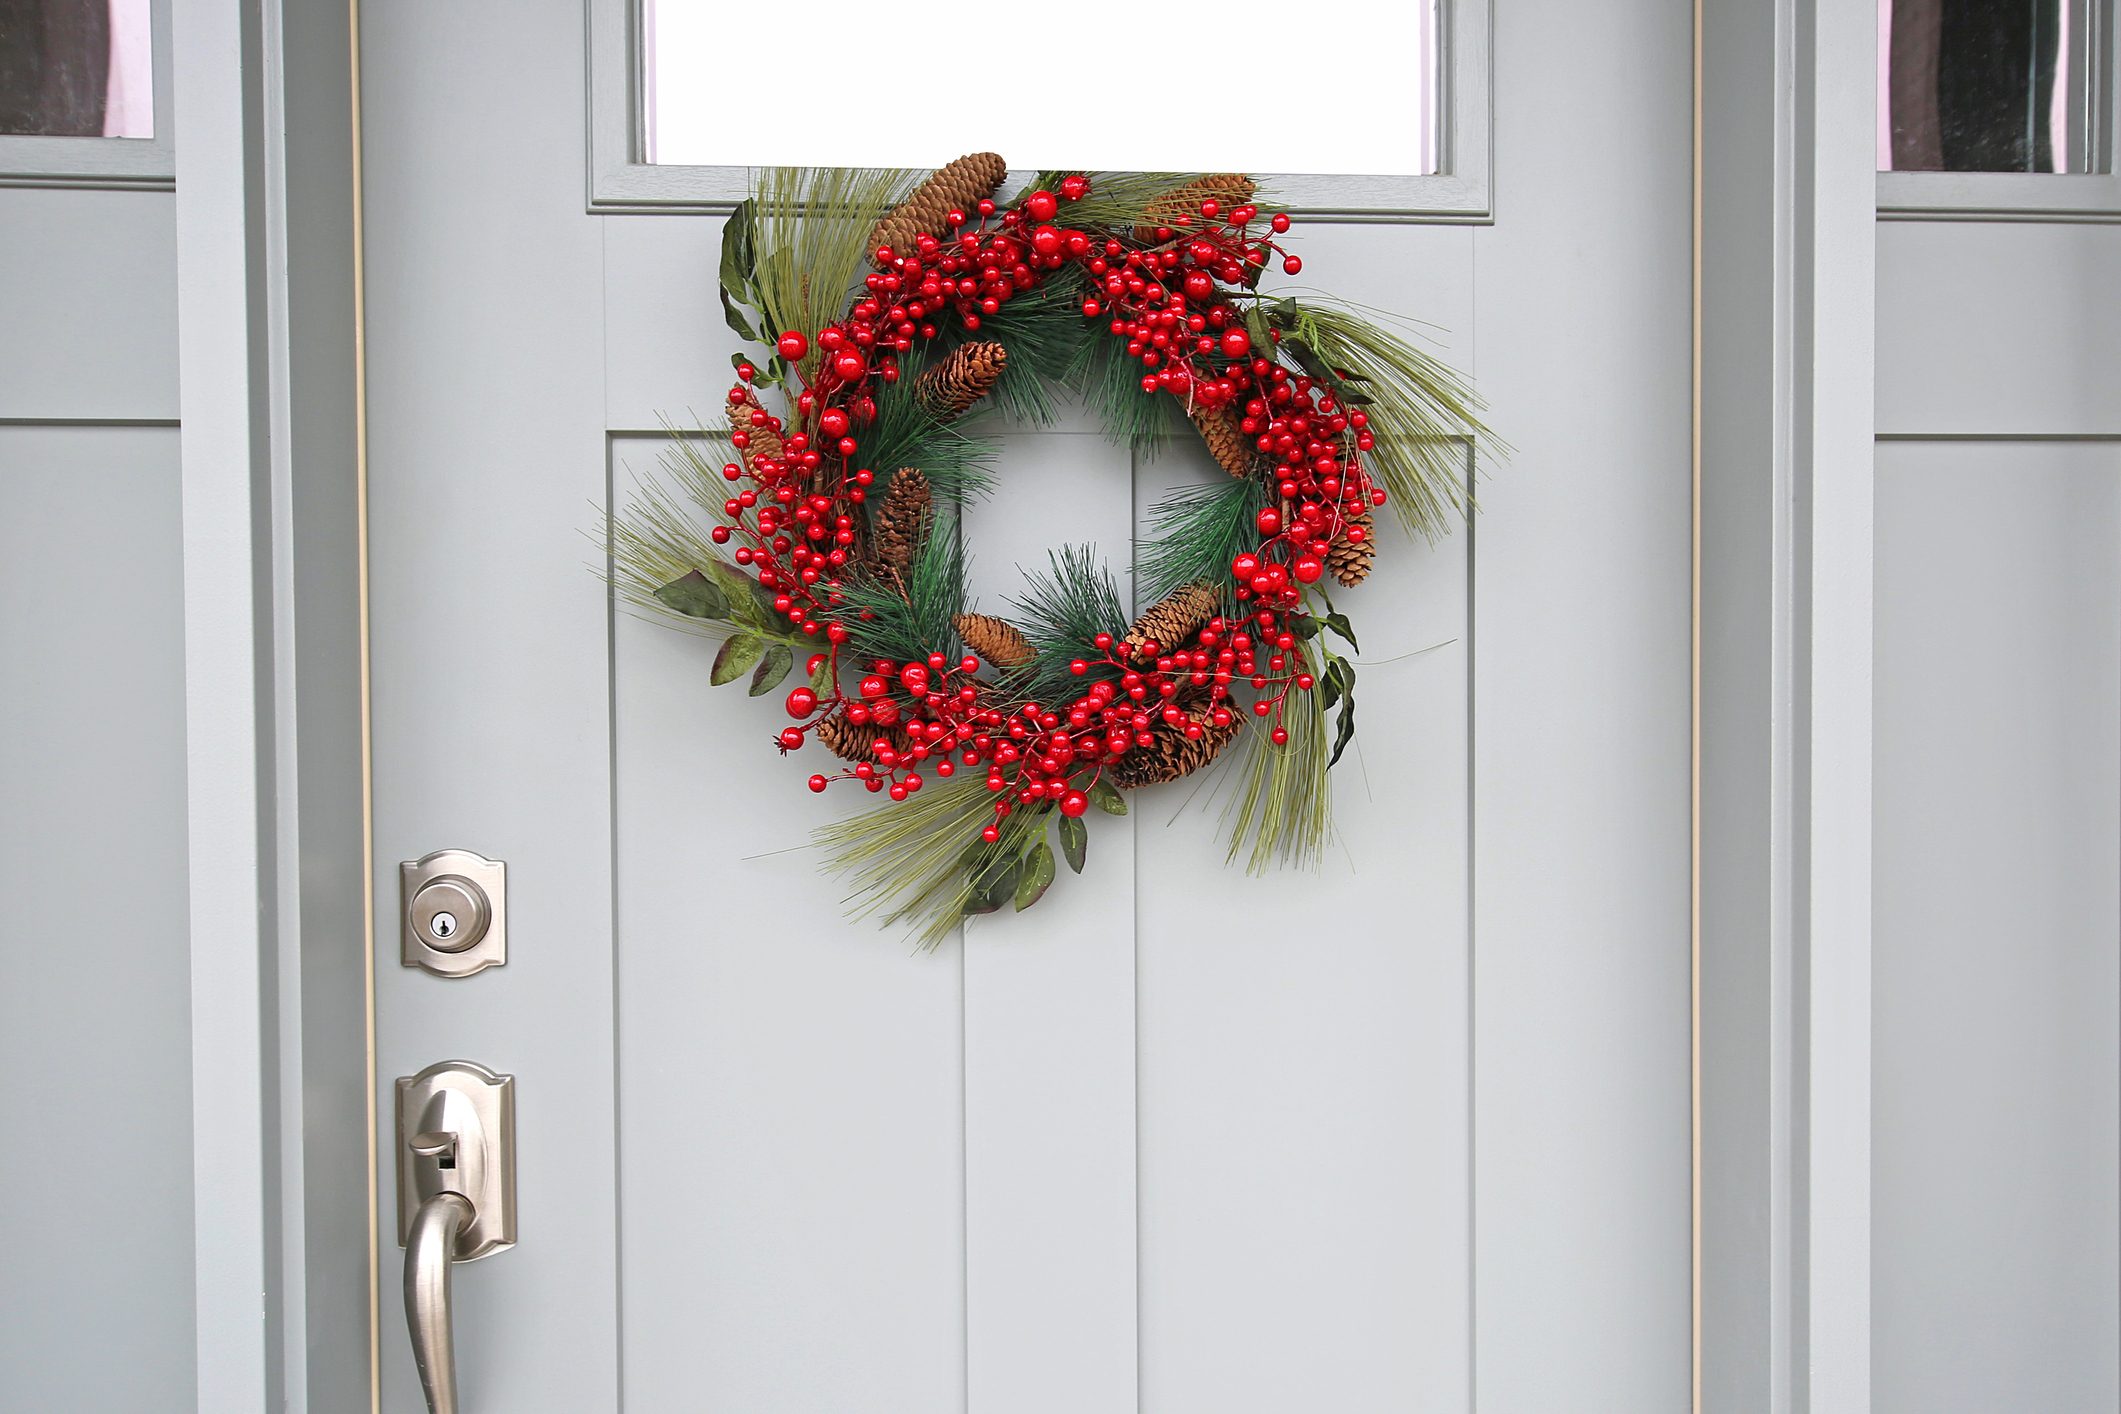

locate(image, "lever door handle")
(395, 1061), (517, 1414)
(405, 1192), (476, 1414)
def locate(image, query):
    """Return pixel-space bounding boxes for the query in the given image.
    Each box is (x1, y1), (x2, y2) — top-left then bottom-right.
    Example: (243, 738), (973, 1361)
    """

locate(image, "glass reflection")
(0, 0), (154, 139)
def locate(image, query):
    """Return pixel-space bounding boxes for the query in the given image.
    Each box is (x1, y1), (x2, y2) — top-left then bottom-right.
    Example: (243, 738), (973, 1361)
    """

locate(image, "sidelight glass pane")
(642, 0), (1441, 175)
(1878, 0), (2102, 172)
(0, 0), (153, 138)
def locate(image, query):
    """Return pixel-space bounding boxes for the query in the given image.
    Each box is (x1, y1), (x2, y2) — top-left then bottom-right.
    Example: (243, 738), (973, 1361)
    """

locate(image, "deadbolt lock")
(401, 849), (506, 978)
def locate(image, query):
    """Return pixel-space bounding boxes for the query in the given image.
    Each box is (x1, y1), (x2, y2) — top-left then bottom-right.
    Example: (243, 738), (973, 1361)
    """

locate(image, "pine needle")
(1224, 637), (1332, 871)
(813, 775), (1046, 950)
(1265, 298), (1498, 540)
(751, 166), (920, 360)
(1010, 545), (1130, 703)
(835, 508), (970, 665)
(1137, 478), (1262, 607)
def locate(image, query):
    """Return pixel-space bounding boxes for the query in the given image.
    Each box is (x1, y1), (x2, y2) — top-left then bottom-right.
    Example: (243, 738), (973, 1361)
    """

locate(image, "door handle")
(396, 1061), (517, 1414)
(405, 1191), (476, 1414)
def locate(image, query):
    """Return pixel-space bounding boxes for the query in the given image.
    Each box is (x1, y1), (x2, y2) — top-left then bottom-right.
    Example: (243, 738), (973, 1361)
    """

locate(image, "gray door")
(360, 2), (1693, 1410)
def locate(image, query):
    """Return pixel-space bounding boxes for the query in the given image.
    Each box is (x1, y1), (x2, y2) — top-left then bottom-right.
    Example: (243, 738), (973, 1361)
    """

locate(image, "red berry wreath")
(607, 158), (1491, 945)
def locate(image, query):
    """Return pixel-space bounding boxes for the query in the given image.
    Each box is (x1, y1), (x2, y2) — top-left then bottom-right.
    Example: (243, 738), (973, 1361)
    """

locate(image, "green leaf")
(1322, 612), (1360, 653)
(1014, 841), (1057, 911)
(964, 856), (1019, 916)
(1291, 614), (1322, 640)
(718, 199), (756, 292)
(1245, 305), (1274, 359)
(710, 632), (766, 686)
(721, 286), (763, 344)
(1058, 814), (1088, 873)
(1319, 653), (1348, 712)
(653, 569), (728, 620)
(809, 654), (835, 695)
(1329, 686), (1357, 768)
(748, 643), (794, 696)
(1087, 778), (1128, 816)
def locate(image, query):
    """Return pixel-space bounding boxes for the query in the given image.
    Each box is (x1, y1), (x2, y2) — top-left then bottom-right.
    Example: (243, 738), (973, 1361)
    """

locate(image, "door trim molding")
(174, 1), (370, 1408)
(1697, 0), (1875, 1408)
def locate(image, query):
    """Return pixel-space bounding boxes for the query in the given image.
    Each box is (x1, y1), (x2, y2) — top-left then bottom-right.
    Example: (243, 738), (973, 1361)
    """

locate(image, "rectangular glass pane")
(643, 0), (1439, 175)
(1879, 0), (2100, 172)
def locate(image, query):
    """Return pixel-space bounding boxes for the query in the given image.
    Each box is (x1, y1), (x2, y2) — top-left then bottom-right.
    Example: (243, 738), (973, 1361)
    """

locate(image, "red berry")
(1256, 507), (1283, 535)
(1059, 174), (1088, 201)
(777, 331), (809, 361)
(1292, 555), (1325, 584)
(1282, 256), (1303, 275)
(778, 727), (806, 749)
(1221, 328), (1251, 359)
(1025, 190), (1058, 222)
(786, 687), (818, 717)
(807, 774), (829, 793)
(1059, 790), (1089, 818)
(833, 350), (867, 382)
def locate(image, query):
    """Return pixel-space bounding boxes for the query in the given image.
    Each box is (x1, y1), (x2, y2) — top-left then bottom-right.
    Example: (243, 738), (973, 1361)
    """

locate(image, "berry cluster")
(711, 176), (1383, 824)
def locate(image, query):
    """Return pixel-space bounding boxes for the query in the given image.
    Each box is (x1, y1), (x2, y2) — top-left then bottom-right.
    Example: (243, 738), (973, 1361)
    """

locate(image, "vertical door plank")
(960, 428), (1139, 1414)
(1873, 446), (2121, 1413)
(604, 214), (972, 1411)
(1473, 0), (1694, 1397)
(1133, 432), (1472, 1413)
(363, 3), (619, 1408)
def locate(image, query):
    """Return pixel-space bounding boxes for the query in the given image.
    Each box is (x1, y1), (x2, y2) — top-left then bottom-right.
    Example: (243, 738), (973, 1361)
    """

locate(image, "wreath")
(608, 158), (1490, 945)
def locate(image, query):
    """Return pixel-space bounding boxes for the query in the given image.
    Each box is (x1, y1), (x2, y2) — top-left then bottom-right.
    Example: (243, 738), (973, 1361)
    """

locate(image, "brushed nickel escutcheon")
(400, 849), (506, 978)
(397, 1060), (518, 1414)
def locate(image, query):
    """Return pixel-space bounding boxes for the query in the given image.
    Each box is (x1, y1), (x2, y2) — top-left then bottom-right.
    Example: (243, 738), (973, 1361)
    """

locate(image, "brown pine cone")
(872, 469), (933, 572)
(952, 612), (1035, 670)
(1191, 405), (1258, 479)
(1133, 174), (1258, 241)
(813, 713), (905, 762)
(1123, 581), (1222, 661)
(869, 153), (1010, 264)
(1328, 510), (1376, 587)
(732, 388), (785, 477)
(917, 341), (1007, 423)
(1108, 705), (1244, 789)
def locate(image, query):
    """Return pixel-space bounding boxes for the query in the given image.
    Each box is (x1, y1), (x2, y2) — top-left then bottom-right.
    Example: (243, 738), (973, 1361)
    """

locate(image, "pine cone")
(1109, 705), (1244, 789)
(869, 153), (1010, 263)
(952, 612), (1035, 670)
(1191, 405), (1258, 479)
(917, 341), (1007, 423)
(1328, 510), (1375, 587)
(872, 469), (933, 572)
(813, 713), (906, 762)
(1123, 581), (1222, 661)
(732, 388), (785, 477)
(1134, 174), (1258, 242)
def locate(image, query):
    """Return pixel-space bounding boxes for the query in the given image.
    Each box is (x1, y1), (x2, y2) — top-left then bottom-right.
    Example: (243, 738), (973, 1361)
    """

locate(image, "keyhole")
(431, 911), (457, 939)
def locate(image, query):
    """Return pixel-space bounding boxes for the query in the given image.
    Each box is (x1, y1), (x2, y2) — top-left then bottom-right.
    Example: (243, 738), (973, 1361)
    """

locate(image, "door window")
(589, 0), (1491, 218)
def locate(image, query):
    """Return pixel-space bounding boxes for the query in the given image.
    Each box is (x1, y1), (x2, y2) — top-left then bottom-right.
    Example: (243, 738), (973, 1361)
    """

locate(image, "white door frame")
(171, 0), (1880, 1408)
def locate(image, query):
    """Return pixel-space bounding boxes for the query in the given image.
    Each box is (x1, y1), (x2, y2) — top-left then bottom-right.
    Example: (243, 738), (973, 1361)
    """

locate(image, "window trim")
(586, 0), (1493, 222)
(0, 0), (175, 189)
(1878, 0), (2121, 220)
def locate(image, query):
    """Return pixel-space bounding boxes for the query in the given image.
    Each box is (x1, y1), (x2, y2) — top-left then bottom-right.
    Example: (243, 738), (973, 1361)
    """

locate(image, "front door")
(360, 2), (1694, 1410)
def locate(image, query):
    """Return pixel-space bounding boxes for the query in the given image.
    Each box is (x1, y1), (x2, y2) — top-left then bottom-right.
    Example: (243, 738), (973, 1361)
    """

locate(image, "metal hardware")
(405, 1192), (474, 1414)
(400, 849), (506, 978)
(397, 1060), (517, 1414)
